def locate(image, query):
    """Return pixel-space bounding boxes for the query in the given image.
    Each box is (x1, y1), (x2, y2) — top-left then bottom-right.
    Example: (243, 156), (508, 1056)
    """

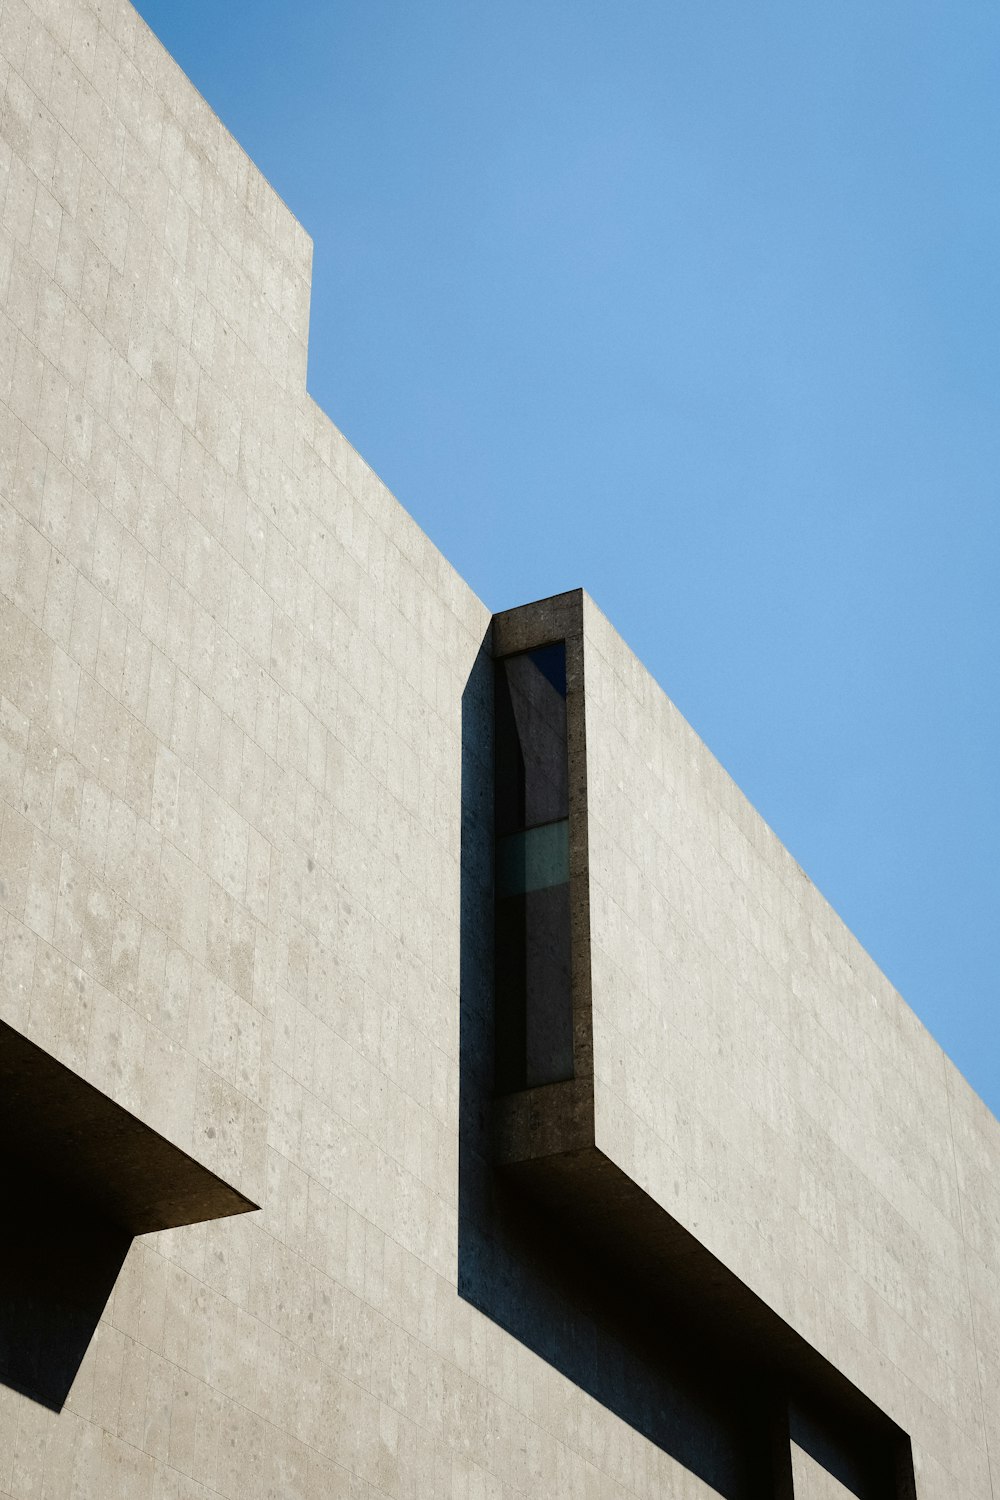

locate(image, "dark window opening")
(494, 643), (573, 1092)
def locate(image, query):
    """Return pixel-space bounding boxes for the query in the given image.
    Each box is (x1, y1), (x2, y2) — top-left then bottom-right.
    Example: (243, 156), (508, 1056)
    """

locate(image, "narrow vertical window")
(494, 642), (574, 1092)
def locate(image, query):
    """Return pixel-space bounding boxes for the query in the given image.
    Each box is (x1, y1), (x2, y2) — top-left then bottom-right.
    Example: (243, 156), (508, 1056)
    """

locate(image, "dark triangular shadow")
(0, 1019), (257, 1413)
(0, 1159), (131, 1411)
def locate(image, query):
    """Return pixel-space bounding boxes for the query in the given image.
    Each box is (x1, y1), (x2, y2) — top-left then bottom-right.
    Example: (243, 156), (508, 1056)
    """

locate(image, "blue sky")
(133, 1), (1000, 1115)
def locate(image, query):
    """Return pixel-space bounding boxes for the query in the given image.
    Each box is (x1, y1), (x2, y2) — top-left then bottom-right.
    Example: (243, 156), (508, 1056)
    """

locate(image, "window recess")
(494, 641), (574, 1092)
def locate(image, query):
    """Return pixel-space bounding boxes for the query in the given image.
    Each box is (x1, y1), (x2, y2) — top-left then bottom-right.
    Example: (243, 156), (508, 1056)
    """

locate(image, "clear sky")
(132, 1), (1000, 1116)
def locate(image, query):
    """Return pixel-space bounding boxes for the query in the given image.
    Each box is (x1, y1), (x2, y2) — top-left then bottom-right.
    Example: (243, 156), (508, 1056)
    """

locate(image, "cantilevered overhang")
(489, 592), (916, 1499)
(495, 1101), (910, 1489)
(0, 1019), (257, 1234)
(0, 1018), (257, 1410)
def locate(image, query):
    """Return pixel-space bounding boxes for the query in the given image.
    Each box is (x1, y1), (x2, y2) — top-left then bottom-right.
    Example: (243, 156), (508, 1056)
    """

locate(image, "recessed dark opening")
(494, 643), (573, 1091)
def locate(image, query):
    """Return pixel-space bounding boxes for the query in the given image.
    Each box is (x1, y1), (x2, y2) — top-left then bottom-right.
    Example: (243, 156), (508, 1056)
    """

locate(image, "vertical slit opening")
(494, 642), (574, 1092)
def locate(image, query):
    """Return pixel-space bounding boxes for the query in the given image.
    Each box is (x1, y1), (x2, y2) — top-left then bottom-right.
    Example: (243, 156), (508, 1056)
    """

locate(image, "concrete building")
(0, 0), (997, 1495)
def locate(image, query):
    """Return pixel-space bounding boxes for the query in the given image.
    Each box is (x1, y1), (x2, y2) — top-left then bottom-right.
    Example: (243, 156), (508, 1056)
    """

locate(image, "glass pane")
(496, 822), (570, 898)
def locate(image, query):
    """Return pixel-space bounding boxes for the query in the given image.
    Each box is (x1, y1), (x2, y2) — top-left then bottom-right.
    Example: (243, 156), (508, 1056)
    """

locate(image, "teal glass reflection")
(496, 821), (569, 897)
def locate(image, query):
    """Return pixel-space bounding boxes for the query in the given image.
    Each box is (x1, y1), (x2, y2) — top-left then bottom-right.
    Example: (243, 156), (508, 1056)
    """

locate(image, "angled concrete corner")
(0, 1018), (257, 1411)
(0, 1019), (258, 1234)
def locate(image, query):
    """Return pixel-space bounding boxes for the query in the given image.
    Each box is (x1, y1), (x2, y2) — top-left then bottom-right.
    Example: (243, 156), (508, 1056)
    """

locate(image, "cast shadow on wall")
(456, 640), (772, 1499)
(0, 1017), (257, 1413)
(0, 1162), (131, 1412)
(456, 639), (916, 1500)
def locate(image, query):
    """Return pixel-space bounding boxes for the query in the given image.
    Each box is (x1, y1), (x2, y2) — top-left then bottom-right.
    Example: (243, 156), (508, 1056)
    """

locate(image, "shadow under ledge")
(0, 1018), (257, 1412)
(456, 635), (915, 1500)
(456, 639), (769, 1496)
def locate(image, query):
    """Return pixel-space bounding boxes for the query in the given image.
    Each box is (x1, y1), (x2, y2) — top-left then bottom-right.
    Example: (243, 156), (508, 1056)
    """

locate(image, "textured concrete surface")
(0, 1017), (257, 1232)
(1, 0), (998, 1495)
(583, 593), (1000, 1498)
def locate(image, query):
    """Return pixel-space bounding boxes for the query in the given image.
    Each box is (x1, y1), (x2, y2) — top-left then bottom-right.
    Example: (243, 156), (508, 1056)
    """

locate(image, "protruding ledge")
(496, 1082), (916, 1497)
(489, 591), (915, 1497)
(0, 1020), (258, 1235)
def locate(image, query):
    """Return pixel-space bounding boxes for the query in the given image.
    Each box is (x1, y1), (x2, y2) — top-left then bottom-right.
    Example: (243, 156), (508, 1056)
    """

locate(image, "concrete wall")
(0, 0), (743, 1495)
(583, 593), (1000, 1499)
(1, 0), (998, 1496)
